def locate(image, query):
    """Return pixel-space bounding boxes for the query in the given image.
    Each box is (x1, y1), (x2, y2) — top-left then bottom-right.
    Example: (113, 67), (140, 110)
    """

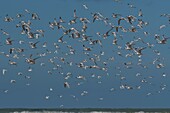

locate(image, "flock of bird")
(0, 1), (170, 107)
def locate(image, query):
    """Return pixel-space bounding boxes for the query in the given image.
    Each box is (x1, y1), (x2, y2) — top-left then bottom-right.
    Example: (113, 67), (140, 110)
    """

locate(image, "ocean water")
(1, 108), (170, 113)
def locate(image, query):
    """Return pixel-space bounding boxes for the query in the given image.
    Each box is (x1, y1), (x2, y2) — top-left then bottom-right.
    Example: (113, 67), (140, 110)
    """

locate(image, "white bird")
(17, 72), (23, 76)
(10, 80), (16, 83)
(83, 4), (88, 10)
(28, 67), (33, 72)
(4, 90), (9, 93)
(25, 9), (30, 14)
(49, 88), (53, 92)
(45, 96), (50, 100)
(146, 92), (152, 96)
(159, 25), (166, 29)
(2, 69), (7, 75)
(162, 73), (166, 77)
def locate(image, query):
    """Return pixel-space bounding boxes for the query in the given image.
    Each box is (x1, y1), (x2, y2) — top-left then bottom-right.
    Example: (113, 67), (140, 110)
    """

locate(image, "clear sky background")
(0, 0), (170, 108)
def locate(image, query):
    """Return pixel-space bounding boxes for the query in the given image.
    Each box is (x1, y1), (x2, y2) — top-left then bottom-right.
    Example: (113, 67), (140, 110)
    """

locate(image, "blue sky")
(0, 0), (170, 108)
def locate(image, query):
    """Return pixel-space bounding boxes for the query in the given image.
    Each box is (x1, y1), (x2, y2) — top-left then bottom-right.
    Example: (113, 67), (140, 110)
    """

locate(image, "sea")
(0, 108), (170, 113)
